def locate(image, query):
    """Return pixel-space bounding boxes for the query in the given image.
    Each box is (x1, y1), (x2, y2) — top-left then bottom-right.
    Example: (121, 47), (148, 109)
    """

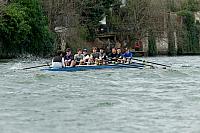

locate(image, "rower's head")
(77, 48), (82, 55)
(57, 50), (63, 56)
(100, 48), (104, 53)
(92, 47), (97, 53)
(66, 48), (72, 55)
(117, 48), (121, 54)
(112, 48), (117, 54)
(83, 49), (88, 55)
(125, 48), (130, 53)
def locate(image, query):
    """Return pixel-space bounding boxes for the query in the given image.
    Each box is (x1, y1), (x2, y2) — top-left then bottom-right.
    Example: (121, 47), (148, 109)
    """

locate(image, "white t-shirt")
(51, 57), (65, 68)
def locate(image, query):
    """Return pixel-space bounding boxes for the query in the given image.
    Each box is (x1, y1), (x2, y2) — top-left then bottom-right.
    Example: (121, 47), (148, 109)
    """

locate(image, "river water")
(0, 56), (200, 133)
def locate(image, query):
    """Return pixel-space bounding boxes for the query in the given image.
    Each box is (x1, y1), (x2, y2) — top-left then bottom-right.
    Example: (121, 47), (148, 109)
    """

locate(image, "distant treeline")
(0, 0), (55, 58)
(0, 0), (200, 58)
(41, 0), (200, 56)
(169, 0), (200, 56)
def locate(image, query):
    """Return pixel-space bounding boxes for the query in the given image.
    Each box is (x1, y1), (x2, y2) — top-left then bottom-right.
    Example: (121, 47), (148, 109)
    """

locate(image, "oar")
(131, 62), (155, 69)
(116, 57), (155, 68)
(132, 58), (171, 67)
(22, 64), (50, 70)
(113, 60), (155, 69)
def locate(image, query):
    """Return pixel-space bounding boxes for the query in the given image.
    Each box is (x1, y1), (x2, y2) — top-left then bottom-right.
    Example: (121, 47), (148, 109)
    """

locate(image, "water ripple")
(1, 56), (200, 133)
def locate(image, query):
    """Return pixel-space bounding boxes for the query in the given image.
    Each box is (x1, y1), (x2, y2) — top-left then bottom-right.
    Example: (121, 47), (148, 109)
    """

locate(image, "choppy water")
(0, 56), (200, 133)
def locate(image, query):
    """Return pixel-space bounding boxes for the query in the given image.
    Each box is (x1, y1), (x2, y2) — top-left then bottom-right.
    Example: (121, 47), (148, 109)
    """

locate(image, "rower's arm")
(74, 55), (77, 61)
(130, 52), (133, 58)
(62, 57), (65, 67)
(51, 58), (54, 65)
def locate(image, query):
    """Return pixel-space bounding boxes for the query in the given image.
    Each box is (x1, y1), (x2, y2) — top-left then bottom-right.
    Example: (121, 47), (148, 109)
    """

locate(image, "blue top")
(64, 54), (74, 61)
(123, 52), (133, 58)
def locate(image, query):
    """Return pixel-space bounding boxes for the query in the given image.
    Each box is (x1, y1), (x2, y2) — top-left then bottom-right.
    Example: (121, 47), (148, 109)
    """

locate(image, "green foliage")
(148, 31), (157, 56)
(177, 10), (195, 29)
(168, 31), (176, 56)
(177, 8), (200, 55)
(0, 3), (31, 55)
(78, 26), (88, 40)
(188, 26), (200, 53)
(13, 0), (54, 56)
(176, 29), (187, 55)
(0, 0), (54, 58)
(78, 0), (120, 40)
(182, 0), (199, 12)
(167, 0), (179, 12)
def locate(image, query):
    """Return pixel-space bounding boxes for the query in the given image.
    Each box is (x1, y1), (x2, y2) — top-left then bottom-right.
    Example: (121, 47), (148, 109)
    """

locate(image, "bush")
(148, 31), (157, 56)
(14, 0), (54, 56)
(0, 3), (31, 56)
(0, 0), (55, 58)
(177, 10), (200, 54)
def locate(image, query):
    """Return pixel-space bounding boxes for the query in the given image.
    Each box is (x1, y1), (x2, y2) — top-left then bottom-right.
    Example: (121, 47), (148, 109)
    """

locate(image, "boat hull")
(41, 63), (144, 72)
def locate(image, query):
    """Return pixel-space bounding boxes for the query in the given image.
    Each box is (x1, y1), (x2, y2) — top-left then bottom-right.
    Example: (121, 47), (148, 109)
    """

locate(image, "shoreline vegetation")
(0, 0), (200, 59)
(0, 0), (54, 59)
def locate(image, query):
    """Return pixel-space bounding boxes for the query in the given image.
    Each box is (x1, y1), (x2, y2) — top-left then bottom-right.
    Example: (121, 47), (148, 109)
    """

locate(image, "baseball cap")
(83, 49), (87, 52)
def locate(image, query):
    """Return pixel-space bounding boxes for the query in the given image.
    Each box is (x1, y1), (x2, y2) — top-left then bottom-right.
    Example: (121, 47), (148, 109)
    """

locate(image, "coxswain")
(52, 50), (65, 68)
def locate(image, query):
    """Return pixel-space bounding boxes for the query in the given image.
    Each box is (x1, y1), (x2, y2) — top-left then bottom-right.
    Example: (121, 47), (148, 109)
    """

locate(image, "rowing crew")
(52, 47), (133, 68)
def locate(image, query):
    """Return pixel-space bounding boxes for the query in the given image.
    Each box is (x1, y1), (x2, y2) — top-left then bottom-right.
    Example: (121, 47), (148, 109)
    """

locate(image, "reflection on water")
(0, 56), (200, 133)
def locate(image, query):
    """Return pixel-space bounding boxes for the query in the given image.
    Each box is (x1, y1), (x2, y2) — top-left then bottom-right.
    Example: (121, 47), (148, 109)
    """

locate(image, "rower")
(99, 48), (107, 65)
(116, 48), (123, 63)
(90, 47), (100, 64)
(123, 48), (133, 63)
(52, 50), (65, 68)
(82, 49), (90, 65)
(90, 47), (100, 59)
(64, 48), (75, 67)
(74, 48), (84, 65)
(108, 48), (118, 63)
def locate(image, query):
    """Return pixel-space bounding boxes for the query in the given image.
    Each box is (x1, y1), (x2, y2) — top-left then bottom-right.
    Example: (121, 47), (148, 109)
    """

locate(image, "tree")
(0, 0), (54, 58)
(78, 0), (120, 40)
(176, 0), (200, 55)
(184, 0), (200, 12)
(0, 3), (31, 56)
(13, 0), (55, 56)
(148, 30), (157, 56)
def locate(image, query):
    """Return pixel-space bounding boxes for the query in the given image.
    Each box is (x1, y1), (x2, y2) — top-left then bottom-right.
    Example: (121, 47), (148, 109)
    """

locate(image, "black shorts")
(75, 61), (80, 65)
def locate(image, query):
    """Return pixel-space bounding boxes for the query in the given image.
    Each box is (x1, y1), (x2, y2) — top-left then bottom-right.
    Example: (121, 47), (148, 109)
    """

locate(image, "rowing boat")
(41, 62), (145, 72)
(42, 63), (144, 72)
